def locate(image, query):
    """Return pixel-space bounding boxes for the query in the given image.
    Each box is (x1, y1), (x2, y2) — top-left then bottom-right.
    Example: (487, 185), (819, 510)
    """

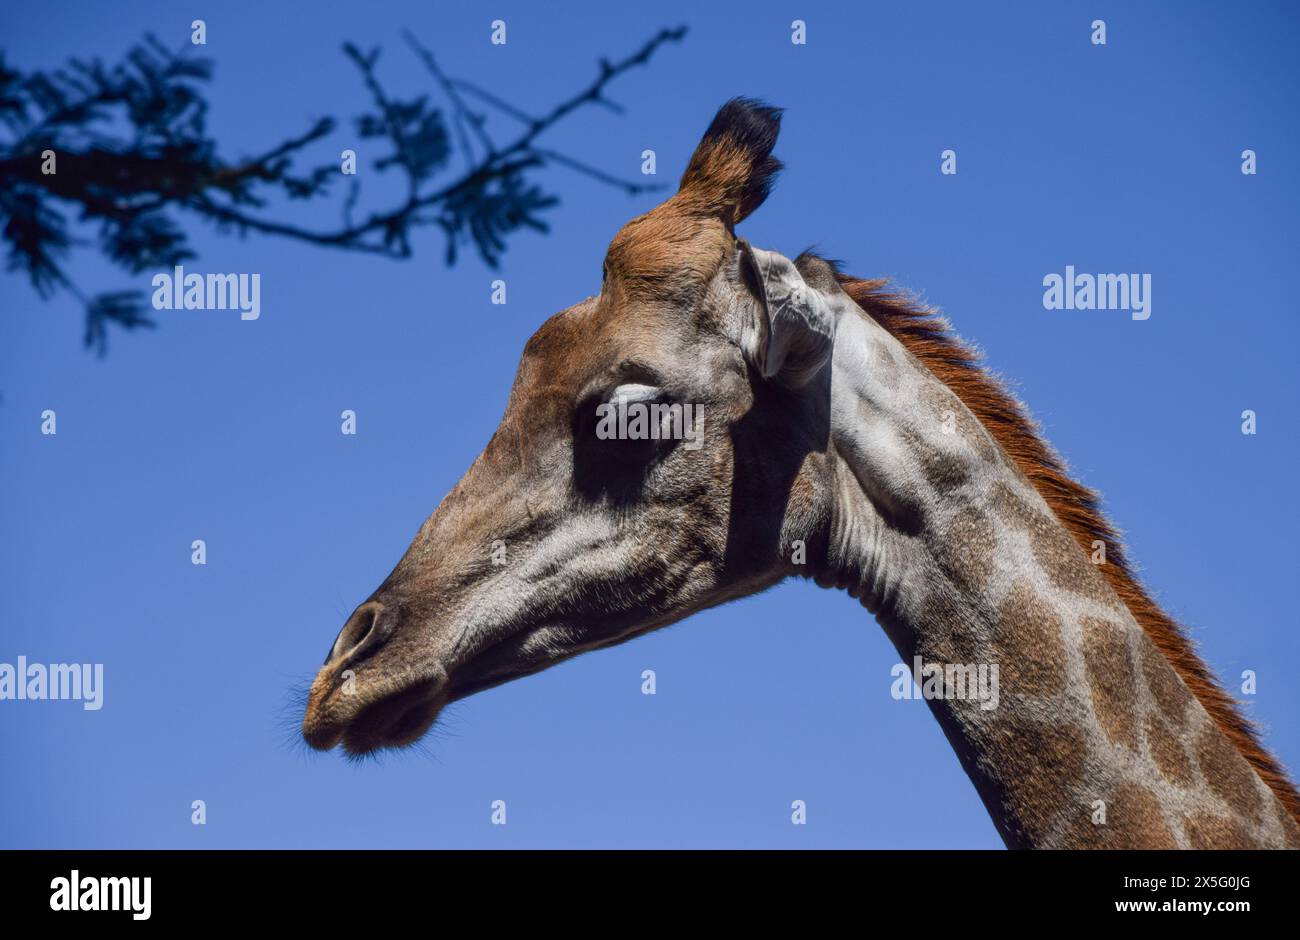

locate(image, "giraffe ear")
(738, 242), (836, 389)
(678, 98), (783, 225)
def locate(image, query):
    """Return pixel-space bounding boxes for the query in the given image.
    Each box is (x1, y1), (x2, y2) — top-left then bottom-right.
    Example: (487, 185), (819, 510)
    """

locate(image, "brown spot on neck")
(1081, 617), (1139, 751)
(1140, 635), (1193, 725)
(1197, 724), (1265, 822)
(991, 585), (1067, 700)
(1144, 712), (1194, 787)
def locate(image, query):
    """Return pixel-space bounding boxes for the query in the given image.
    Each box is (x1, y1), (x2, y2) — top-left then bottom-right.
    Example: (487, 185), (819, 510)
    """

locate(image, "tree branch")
(0, 25), (689, 353)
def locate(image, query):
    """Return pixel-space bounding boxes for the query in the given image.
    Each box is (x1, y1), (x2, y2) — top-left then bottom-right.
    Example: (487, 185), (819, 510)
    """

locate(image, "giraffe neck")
(814, 305), (1298, 848)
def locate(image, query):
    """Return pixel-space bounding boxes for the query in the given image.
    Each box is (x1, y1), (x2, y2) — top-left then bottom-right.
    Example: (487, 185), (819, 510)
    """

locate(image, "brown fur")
(678, 97), (783, 225)
(835, 274), (1300, 824)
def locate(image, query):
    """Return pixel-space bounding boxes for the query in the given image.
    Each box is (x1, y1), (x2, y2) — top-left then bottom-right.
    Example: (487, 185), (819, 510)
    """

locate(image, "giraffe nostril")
(326, 602), (386, 664)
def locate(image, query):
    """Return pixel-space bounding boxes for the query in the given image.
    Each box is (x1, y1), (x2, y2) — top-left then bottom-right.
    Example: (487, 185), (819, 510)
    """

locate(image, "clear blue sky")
(2, 0), (1297, 848)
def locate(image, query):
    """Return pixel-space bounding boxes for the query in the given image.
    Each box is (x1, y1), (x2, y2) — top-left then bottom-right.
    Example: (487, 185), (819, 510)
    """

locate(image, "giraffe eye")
(573, 383), (683, 471)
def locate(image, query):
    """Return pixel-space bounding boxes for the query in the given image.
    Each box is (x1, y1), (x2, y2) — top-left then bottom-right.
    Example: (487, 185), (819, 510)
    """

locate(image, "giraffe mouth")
(302, 624), (546, 756)
(301, 665), (448, 756)
(336, 676), (450, 756)
(335, 630), (545, 757)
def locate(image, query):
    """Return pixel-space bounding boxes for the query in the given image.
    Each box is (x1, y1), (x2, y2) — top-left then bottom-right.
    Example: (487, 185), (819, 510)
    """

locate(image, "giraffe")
(301, 98), (1300, 848)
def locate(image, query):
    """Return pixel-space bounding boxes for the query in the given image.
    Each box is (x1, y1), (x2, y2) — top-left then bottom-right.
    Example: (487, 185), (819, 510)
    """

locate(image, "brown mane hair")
(834, 271), (1300, 822)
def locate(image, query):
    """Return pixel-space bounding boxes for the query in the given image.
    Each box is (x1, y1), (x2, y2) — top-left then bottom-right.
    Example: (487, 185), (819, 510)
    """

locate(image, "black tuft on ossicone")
(679, 97), (784, 224)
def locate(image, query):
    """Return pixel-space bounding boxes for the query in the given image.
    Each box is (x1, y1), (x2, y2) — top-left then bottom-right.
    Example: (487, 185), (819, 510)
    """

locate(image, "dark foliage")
(0, 27), (686, 353)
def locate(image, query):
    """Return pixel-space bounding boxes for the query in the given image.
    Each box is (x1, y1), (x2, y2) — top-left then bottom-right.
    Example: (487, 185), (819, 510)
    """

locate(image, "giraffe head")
(302, 98), (865, 756)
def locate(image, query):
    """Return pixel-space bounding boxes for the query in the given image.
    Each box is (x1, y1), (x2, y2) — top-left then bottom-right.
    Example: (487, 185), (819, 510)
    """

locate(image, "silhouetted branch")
(0, 25), (687, 353)
(206, 24), (687, 257)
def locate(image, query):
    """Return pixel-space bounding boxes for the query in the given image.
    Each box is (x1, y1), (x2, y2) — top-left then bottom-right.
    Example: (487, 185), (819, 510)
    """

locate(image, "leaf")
(83, 290), (154, 356)
(0, 188), (70, 297)
(101, 212), (195, 273)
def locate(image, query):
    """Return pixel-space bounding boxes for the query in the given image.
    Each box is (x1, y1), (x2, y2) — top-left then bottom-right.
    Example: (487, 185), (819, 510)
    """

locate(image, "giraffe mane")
(828, 266), (1300, 823)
